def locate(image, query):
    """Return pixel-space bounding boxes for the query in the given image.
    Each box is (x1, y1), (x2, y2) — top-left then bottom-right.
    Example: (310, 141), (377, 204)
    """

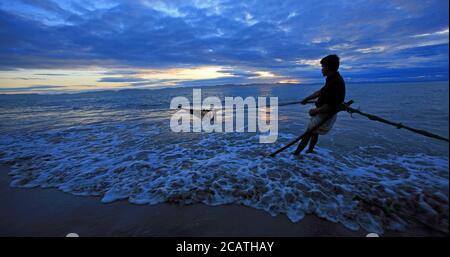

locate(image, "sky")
(0, 0), (448, 93)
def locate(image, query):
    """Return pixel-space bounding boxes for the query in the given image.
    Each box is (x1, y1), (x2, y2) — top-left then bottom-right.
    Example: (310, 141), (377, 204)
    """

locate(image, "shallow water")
(0, 81), (448, 234)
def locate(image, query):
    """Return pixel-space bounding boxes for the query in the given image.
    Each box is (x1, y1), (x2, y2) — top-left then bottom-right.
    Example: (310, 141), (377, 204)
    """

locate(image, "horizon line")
(0, 79), (448, 96)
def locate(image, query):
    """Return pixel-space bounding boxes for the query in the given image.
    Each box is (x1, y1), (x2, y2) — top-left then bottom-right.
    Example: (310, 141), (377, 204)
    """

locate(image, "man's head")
(320, 54), (340, 77)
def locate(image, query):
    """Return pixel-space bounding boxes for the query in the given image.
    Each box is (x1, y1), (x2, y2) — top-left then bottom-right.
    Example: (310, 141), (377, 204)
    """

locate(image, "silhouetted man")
(294, 54), (346, 155)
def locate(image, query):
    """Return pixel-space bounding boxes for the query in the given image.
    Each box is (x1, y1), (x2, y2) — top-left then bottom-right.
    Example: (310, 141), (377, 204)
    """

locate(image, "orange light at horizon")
(277, 79), (301, 84)
(138, 66), (235, 81)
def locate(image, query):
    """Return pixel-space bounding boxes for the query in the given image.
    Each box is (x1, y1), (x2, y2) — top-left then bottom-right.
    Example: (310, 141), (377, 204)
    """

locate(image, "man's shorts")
(307, 113), (337, 135)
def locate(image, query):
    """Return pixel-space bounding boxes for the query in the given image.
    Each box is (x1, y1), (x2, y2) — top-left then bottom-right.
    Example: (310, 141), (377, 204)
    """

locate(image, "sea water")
(0, 81), (448, 234)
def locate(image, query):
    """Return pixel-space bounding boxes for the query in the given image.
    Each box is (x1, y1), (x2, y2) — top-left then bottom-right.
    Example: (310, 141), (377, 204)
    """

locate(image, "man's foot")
(292, 151), (301, 156)
(306, 149), (315, 154)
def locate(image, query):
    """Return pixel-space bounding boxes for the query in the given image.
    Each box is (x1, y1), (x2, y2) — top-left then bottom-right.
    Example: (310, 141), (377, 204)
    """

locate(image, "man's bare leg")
(306, 133), (319, 153)
(293, 135), (311, 155)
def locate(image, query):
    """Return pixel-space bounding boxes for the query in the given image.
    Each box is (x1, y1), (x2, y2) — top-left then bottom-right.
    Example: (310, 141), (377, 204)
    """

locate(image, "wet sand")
(0, 165), (444, 237)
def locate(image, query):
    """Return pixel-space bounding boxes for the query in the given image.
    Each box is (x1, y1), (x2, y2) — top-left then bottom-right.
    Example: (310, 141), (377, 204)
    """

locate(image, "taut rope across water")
(270, 99), (448, 157)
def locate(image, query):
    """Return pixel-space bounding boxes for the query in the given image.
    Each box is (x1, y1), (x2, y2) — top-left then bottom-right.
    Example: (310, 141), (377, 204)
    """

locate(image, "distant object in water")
(177, 104), (214, 121)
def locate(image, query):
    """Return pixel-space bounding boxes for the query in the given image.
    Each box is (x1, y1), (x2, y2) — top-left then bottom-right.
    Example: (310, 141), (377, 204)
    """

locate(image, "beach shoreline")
(0, 164), (445, 237)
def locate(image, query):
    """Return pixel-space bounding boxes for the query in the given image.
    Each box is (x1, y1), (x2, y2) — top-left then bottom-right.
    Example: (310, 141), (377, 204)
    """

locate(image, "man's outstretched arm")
(300, 90), (321, 104)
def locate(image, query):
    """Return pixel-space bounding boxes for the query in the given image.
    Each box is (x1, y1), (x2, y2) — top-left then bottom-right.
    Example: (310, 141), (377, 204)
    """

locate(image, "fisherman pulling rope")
(294, 54), (346, 155)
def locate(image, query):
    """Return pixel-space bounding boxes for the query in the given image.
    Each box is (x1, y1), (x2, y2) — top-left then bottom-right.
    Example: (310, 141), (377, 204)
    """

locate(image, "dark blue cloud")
(34, 73), (67, 76)
(98, 77), (147, 83)
(0, 85), (64, 91)
(128, 79), (178, 87)
(0, 0), (448, 86)
(101, 70), (139, 75)
(13, 77), (46, 80)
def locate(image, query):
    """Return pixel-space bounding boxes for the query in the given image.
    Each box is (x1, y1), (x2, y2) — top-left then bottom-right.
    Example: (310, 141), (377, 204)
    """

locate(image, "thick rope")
(343, 105), (449, 142)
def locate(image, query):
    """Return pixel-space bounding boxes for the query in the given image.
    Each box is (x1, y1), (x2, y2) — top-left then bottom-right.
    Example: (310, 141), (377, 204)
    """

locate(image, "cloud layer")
(0, 0), (448, 92)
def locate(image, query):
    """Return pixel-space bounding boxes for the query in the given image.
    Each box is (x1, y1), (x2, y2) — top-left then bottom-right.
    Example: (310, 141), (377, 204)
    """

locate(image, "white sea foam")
(0, 115), (448, 234)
